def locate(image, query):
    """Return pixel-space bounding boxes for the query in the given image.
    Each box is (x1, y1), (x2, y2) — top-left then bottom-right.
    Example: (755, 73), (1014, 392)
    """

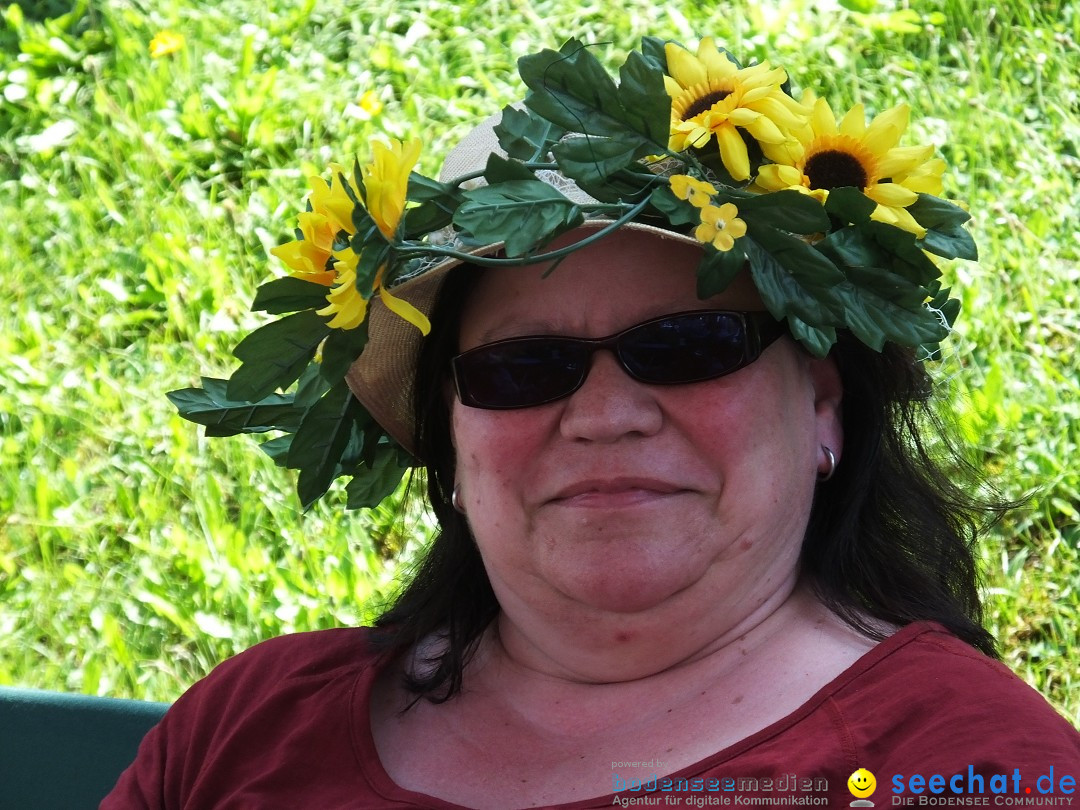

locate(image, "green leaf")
(786, 316), (836, 358)
(251, 277), (330, 314)
(823, 186), (877, 224)
(353, 238), (389, 292)
(696, 243), (747, 298)
(907, 194), (972, 228)
(615, 49), (671, 145)
(319, 320), (370, 387)
(837, 265), (949, 351)
(402, 191), (462, 239)
(407, 172), (457, 203)
(228, 310), (330, 402)
(639, 36), (669, 72)
(287, 380), (361, 509)
(920, 286), (962, 360)
(259, 435), (294, 465)
(519, 39), (667, 154)
(817, 223), (940, 287)
(294, 361), (332, 408)
(483, 153), (538, 184)
(743, 231), (846, 328)
(404, 173), (464, 236)
(519, 39), (623, 136)
(574, 162), (661, 204)
(551, 135), (651, 187)
(920, 220), (978, 261)
(454, 180), (583, 257)
(345, 445), (408, 509)
(648, 186), (699, 227)
(167, 378), (302, 436)
(732, 190), (830, 234)
(494, 105), (566, 162)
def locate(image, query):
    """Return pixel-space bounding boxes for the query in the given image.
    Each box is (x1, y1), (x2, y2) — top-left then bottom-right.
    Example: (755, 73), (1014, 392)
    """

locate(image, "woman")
(108, 35), (1078, 808)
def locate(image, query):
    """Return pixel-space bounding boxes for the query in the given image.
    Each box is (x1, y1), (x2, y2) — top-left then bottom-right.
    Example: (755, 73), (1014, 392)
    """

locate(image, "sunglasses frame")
(451, 309), (787, 410)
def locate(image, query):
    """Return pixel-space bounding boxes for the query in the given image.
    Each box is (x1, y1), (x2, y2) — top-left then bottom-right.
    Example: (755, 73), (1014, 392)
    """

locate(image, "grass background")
(1, 0), (1077, 721)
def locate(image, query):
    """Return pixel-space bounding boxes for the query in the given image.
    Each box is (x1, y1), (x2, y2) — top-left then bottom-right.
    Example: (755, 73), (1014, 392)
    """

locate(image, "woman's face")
(450, 230), (842, 628)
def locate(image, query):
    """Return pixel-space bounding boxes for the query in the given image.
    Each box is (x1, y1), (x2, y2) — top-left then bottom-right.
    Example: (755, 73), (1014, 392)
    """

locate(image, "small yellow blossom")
(694, 202), (747, 252)
(359, 90), (383, 117)
(149, 30), (185, 59)
(670, 174), (718, 208)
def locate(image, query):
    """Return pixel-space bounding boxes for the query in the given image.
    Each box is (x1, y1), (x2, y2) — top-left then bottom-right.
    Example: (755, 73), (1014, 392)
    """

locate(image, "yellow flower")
(312, 138), (430, 334)
(755, 93), (944, 237)
(149, 30), (185, 59)
(270, 139), (430, 334)
(308, 162), (359, 235)
(670, 174), (718, 208)
(694, 202), (747, 252)
(362, 138), (421, 239)
(664, 38), (808, 182)
(359, 90), (383, 117)
(269, 210), (337, 284)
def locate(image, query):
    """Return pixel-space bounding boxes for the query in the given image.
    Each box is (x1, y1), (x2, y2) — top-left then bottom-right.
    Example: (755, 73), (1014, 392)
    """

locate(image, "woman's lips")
(549, 478), (689, 508)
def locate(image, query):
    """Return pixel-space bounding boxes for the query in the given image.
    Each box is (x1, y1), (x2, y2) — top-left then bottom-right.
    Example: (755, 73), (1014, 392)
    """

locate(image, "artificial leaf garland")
(170, 35), (976, 510)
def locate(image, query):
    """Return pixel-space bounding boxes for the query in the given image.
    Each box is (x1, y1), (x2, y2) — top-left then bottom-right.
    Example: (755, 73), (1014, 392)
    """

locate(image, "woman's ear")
(808, 354), (844, 465)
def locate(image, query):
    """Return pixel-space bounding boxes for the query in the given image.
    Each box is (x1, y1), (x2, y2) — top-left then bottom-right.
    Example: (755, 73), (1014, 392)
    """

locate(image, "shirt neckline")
(351, 620), (948, 809)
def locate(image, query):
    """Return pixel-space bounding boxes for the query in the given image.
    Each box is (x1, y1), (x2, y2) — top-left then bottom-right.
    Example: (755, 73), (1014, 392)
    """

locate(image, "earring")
(451, 486), (465, 513)
(818, 445), (837, 482)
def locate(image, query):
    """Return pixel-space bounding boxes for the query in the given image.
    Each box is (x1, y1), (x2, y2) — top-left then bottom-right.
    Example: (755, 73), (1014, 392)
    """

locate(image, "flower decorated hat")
(170, 36), (977, 510)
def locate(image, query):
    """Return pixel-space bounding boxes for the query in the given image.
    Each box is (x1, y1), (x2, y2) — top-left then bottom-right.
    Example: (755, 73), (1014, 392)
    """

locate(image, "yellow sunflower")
(272, 139), (431, 334)
(664, 38), (808, 182)
(755, 92), (944, 237)
(269, 208), (337, 286)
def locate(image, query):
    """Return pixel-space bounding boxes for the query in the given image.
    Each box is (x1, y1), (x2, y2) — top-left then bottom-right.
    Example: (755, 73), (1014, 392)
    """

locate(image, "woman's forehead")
(458, 232), (764, 343)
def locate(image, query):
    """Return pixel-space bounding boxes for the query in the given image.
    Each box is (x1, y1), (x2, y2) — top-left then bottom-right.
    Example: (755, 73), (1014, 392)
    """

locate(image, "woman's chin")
(545, 558), (701, 615)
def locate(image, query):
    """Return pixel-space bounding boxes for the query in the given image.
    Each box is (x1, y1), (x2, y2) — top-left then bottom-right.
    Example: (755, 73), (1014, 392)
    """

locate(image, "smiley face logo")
(848, 768), (877, 798)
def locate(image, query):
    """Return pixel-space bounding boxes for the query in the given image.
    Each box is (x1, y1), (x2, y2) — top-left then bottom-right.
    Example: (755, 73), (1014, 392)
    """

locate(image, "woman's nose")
(558, 350), (663, 442)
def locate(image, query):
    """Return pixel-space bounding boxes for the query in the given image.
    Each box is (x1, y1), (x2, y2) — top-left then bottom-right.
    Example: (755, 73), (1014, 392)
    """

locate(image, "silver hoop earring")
(451, 486), (465, 513)
(818, 445), (837, 482)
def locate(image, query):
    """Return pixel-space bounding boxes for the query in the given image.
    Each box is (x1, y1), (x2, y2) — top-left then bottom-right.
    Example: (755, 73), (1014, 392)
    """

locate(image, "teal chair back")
(0, 686), (169, 810)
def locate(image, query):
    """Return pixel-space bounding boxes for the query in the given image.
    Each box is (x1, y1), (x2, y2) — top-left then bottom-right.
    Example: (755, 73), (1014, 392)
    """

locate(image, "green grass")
(1, 0), (1077, 720)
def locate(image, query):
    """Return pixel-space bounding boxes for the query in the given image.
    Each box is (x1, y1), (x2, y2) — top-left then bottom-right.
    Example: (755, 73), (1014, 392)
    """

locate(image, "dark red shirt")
(103, 622), (1079, 808)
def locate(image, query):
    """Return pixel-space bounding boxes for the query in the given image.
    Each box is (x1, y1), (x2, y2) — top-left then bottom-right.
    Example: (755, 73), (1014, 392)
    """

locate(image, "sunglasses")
(451, 310), (786, 410)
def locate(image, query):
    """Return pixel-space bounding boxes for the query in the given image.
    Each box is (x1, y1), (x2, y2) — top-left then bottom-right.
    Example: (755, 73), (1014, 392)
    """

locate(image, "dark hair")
(372, 264), (1002, 702)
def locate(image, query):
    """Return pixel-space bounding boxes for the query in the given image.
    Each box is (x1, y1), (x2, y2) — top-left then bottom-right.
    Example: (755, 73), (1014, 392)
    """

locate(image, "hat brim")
(345, 220), (701, 457)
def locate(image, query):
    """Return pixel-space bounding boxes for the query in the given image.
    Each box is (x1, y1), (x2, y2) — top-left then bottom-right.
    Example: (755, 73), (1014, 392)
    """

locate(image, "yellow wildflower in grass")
(695, 202), (747, 252)
(359, 90), (383, 117)
(755, 92), (945, 237)
(664, 38), (809, 182)
(670, 174), (718, 208)
(149, 30), (185, 59)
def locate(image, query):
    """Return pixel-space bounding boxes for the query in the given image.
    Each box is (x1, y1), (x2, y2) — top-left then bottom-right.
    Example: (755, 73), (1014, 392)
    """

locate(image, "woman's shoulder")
(196, 625), (379, 687)
(825, 621), (1078, 765)
(102, 627), (388, 808)
(155, 625), (382, 739)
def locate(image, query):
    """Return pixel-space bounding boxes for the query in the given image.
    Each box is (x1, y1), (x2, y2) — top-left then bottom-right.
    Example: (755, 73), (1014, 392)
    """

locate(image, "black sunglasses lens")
(456, 340), (587, 408)
(620, 312), (748, 383)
